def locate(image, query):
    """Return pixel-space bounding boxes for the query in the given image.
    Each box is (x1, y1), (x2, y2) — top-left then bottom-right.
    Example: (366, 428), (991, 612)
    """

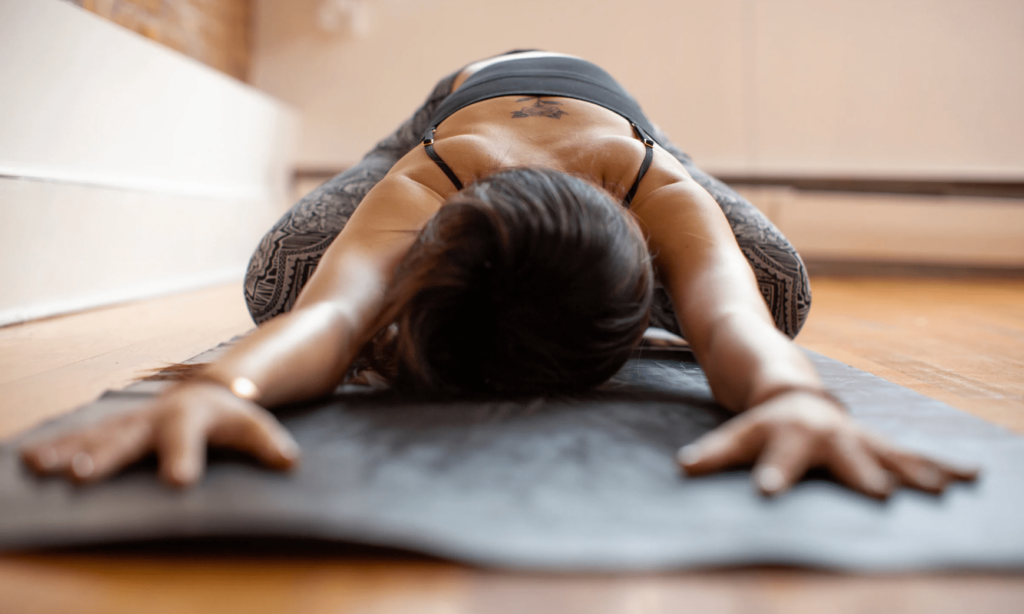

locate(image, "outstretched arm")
(200, 172), (444, 407)
(632, 175), (976, 497)
(22, 169), (447, 486)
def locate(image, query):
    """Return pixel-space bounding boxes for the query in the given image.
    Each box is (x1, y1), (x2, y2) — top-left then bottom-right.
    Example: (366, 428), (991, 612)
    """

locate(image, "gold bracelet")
(754, 385), (847, 411)
(189, 373), (261, 403)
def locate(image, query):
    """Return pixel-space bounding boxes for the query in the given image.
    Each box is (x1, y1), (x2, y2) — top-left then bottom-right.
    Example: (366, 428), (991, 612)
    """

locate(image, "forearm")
(696, 310), (822, 413)
(662, 257), (824, 414)
(195, 169), (448, 408)
(198, 302), (367, 407)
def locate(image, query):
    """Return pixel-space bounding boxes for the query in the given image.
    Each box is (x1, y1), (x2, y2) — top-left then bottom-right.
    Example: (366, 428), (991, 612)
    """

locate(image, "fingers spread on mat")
(675, 390), (979, 499)
(20, 381), (302, 488)
(865, 435), (979, 494)
(21, 414), (155, 483)
(157, 405), (209, 487)
(206, 404), (301, 472)
(824, 433), (895, 500)
(677, 416), (765, 476)
(751, 428), (812, 496)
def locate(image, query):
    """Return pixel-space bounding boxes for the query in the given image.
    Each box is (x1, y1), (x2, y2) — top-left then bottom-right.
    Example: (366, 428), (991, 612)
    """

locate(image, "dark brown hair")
(368, 167), (653, 396)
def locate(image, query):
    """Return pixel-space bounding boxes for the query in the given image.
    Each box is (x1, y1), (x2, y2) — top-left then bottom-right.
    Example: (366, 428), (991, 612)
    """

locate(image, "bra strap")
(622, 122), (655, 208)
(422, 127), (464, 191)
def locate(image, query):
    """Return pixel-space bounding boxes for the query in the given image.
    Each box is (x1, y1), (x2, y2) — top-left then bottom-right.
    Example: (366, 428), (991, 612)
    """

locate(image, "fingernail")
(71, 452), (94, 479)
(676, 444), (701, 466)
(280, 439), (300, 461)
(916, 466), (941, 488)
(171, 460), (194, 484)
(869, 471), (894, 495)
(756, 466), (785, 493)
(37, 446), (58, 470)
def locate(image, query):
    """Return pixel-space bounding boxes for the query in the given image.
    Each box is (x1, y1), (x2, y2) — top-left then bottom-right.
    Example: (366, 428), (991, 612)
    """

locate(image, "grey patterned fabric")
(644, 124), (812, 338)
(243, 65), (811, 338)
(243, 70), (460, 324)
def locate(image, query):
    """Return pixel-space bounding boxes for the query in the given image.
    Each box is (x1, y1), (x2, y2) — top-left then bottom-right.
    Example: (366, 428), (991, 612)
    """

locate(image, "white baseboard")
(0, 178), (285, 328)
(0, 266), (244, 328)
(736, 187), (1024, 267)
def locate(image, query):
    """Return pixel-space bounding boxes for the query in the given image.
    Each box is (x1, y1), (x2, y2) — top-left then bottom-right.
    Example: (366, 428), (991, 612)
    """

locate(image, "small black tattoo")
(511, 96), (566, 119)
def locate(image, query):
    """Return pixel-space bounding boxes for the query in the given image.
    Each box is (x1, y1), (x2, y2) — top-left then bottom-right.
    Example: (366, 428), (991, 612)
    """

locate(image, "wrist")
(750, 384), (847, 412)
(186, 372), (262, 404)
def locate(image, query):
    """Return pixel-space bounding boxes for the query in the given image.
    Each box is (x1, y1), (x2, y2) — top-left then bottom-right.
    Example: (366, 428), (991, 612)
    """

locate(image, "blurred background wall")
(248, 0), (1024, 182)
(248, 0), (1024, 273)
(2, 0), (1022, 324)
(65, 0), (1024, 182)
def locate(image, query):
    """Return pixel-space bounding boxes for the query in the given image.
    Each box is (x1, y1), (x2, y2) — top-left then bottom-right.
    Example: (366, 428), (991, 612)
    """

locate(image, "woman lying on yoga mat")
(22, 51), (976, 498)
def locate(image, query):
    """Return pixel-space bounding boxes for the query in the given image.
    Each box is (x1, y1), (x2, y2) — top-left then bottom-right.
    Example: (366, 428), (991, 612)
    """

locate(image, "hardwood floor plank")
(3, 555), (1022, 614)
(798, 277), (1024, 433)
(0, 284), (252, 439)
(0, 556), (469, 614)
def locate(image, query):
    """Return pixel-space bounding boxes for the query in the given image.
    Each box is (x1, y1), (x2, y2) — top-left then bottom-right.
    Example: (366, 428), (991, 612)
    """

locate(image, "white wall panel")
(0, 0), (298, 325)
(0, 178), (285, 326)
(765, 191), (1024, 265)
(0, 0), (297, 200)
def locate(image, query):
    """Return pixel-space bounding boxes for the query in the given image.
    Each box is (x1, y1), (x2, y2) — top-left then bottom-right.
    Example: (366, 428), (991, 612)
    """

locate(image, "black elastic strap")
(422, 127), (464, 191)
(623, 122), (655, 208)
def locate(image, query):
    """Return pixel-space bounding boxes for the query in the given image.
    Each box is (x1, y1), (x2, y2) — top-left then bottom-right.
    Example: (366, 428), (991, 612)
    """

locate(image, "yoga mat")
(1, 343), (1022, 571)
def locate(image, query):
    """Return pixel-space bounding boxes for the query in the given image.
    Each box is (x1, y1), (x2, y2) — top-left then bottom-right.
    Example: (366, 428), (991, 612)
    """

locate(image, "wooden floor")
(798, 277), (1024, 434)
(1, 277), (1023, 614)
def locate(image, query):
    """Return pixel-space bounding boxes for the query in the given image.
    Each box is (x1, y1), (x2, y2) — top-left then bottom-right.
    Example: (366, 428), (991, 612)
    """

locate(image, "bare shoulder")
(627, 150), (727, 236)
(342, 149), (454, 236)
(626, 149), (754, 292)
(293, 152), (451, 307)
(626, 150), (769, 346)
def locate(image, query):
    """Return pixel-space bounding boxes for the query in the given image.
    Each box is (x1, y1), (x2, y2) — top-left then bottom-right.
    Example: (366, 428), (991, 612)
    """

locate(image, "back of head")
(375, 167), (653, 396)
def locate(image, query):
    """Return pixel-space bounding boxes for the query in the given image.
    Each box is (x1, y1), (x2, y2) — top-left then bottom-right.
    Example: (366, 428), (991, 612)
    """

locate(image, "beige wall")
(252, 0), (1024, 179)
(252, 0), (750, 171)
(751, 0), (1024, 179)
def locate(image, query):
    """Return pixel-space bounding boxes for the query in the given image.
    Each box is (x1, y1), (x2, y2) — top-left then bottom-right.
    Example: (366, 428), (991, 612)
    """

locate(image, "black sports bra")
(420, 56), (658, 207)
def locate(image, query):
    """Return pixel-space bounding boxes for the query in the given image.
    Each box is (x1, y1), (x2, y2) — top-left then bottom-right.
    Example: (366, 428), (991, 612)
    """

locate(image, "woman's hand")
(20, 381), (300, 487)
(677, 391), (978, 498)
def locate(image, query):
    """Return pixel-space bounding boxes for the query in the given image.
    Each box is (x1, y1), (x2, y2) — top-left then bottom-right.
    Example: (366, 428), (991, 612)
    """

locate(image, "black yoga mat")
(2, 343), (1023, 571)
